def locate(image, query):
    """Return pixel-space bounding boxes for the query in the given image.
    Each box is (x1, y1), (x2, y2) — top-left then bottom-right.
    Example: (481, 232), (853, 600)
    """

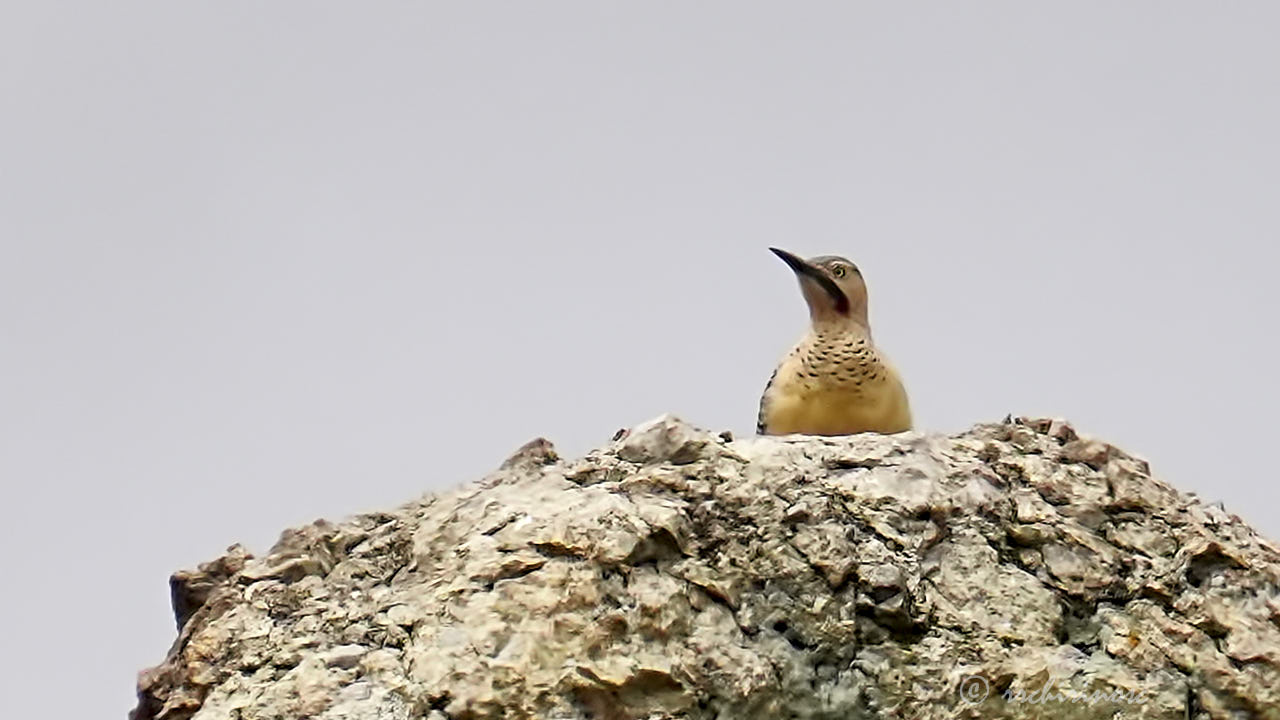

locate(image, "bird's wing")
(756, 367), (779, 435)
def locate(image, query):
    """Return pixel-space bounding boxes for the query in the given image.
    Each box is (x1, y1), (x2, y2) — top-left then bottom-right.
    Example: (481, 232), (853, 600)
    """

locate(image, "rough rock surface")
(133, 416), (1280, 719)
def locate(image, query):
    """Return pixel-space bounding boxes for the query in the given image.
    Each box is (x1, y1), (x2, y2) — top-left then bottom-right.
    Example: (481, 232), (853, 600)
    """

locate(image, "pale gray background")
(2, 3), (1277, 716)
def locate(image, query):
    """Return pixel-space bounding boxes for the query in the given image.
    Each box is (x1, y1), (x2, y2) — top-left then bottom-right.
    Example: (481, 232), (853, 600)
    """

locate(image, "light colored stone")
(133, 416), (1280, 720)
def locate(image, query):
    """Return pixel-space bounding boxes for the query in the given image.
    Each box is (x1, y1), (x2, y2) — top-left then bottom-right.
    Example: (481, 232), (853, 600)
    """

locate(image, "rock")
(132, 416), (1280, 720)
(614, 413), (715, 465)
(168, 544), (253, 630)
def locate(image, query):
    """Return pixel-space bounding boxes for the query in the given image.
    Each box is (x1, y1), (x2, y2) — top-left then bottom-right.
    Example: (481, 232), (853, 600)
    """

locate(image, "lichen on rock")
(133, 415), (1280, 719)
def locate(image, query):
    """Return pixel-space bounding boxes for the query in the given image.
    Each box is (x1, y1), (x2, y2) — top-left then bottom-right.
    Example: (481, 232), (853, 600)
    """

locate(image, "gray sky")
(2, 3), (1278, 716)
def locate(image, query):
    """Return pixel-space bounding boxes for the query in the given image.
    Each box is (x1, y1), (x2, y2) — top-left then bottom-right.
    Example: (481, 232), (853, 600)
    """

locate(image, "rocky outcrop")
(132, 416), (1280, 719)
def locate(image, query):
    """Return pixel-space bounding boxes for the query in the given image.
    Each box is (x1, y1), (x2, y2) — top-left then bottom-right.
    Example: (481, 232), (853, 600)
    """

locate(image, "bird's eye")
(831, 265), (847, 278)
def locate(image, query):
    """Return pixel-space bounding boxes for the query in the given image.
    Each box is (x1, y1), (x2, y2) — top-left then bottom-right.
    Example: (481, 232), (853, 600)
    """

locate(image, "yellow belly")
(763, 385), (912, 435)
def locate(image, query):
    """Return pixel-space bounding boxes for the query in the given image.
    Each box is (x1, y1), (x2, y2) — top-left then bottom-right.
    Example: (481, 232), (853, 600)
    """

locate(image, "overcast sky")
(2, 3), (1278, 717)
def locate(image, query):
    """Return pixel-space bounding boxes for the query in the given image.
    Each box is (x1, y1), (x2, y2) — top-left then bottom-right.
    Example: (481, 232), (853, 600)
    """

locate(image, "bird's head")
(769, 247), (869, 328)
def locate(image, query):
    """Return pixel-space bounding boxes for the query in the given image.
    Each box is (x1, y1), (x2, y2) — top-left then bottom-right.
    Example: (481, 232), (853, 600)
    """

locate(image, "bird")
(757, 247), (912, 436)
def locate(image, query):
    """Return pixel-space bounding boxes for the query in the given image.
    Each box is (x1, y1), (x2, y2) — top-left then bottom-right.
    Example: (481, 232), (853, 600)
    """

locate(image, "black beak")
(769, 247), (850, 314)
